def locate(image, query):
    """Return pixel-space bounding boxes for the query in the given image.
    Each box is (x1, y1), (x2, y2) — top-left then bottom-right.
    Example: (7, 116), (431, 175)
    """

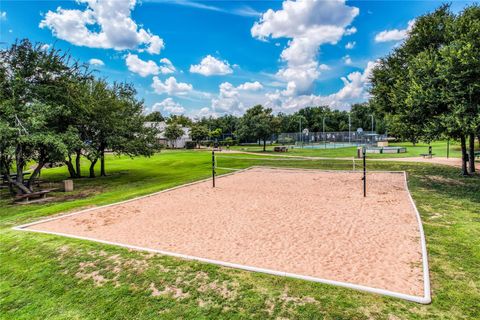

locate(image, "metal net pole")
(212, 150), (215, 188)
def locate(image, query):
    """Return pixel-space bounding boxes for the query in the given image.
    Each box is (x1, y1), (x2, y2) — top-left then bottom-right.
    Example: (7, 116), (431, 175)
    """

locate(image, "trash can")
(63, 180), (74, 192)
(357, 147), (364, 159)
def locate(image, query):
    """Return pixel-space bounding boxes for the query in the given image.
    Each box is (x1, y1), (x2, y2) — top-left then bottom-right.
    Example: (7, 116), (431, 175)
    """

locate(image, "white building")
(144, 121), (192, 148)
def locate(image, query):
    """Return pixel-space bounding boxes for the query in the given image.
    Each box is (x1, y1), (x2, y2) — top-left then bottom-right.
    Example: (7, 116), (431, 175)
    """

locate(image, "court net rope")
(214, 155), (357, 172)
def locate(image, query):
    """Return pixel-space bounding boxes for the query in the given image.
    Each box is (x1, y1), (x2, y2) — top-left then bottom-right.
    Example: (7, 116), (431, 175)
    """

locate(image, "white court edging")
(12, 167), (431, 304)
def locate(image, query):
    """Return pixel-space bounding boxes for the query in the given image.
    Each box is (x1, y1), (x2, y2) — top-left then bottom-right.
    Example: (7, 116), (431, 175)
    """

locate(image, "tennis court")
(16, 167), (430, 303)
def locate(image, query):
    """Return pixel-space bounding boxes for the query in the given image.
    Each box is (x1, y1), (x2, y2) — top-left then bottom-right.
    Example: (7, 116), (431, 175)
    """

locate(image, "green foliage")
(185, 141), (196, 149)
(209, 128), (222, 140)
(237, 105), (279, 151)
(164, 123), (184, 148)
(144, 111), (164, 122)
(370, 4), (480, 174)
(189, 124), (209, 146)
(166, 114), (192, 127)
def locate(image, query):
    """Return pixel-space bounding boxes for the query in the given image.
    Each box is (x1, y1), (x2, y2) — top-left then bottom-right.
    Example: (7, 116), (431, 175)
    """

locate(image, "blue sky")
(0, 0), (474, 118)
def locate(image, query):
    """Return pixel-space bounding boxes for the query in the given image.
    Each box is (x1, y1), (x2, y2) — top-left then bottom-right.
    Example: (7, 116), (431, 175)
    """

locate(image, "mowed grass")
(1, 151), (480, 319)
(230, 140), (468, 159)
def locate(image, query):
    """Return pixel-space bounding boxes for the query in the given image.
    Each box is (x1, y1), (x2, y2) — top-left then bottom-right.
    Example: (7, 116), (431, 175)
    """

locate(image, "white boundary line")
(12, 167), (431, 304)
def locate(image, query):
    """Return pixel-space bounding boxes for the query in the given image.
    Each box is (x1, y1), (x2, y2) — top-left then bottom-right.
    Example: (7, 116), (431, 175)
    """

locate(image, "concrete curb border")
(12, 167), (431, 304)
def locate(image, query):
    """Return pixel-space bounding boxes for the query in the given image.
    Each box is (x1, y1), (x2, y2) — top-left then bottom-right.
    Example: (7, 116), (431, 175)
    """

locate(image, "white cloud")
(89, 58), (104, 66)
(125, 54), (176, 77)
(265, 61), (378, 112)
(39, 0), (164, 54)
(159, 58), (176, 74)
(0, 11), (6, 20)
(152, 76), (193, 96)
(189, 55), (233, 76)
(345, 41), (355, 49)
(191, 107), (218, 120)
(211, 82), (244, 114)
(41, 44), (51, 51)
(375, 20), (415, 43)
(210, 81), (266, 114)
(168, 1), (260, 17)
(126, 53), (159, 77)
(252, 0), (359, 95)
(153, 98), (185, 115)
(345, 27), (357, 35)
(343, 55), (352, 65)
(237, 81), (263, 91)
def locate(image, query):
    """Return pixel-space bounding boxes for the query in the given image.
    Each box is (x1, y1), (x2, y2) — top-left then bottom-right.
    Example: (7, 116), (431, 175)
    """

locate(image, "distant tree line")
(0, 39), (159, 195)
(155, 103), (385, 151)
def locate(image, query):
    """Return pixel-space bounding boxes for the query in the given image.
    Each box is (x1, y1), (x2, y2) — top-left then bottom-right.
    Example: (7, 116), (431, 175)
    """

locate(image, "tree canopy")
(0, 39), (159, 194)
(370, 4), (480, 174)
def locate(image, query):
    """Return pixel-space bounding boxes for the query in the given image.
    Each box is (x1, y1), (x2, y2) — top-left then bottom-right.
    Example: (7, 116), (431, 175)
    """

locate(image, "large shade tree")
(237, 105), (279, 151)
(370, 4), (479, 175)
(0, 40), (85, 194)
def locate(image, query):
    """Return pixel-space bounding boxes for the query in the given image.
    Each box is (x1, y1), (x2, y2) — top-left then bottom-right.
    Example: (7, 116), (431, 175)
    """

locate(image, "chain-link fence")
(278, 131), (387, 148)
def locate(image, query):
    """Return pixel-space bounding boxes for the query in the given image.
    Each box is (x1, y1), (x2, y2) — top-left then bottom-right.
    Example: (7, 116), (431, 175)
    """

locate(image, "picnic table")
(274, 146), (288, 152)
(2, 172), (30, 184)
(14, 189), (56, 203)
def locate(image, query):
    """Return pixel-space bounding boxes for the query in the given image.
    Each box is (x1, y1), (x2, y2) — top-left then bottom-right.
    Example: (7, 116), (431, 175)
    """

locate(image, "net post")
(362, 147), (366, 197)
(212, 150), (215, 188)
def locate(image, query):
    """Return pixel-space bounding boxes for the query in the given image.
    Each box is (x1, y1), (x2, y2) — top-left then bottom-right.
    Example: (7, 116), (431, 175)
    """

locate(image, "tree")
(82, 80), (159, 177)
(190, 124), (209, 147)
(209, 128), (222, 140)
(164, 123), (184, 148)
(145, 111), (164, 122)
(166, 114), (192, 127)
(0, 39), (83, 194)
(370, 5), (480, 175)
(237, 105), (278, 151)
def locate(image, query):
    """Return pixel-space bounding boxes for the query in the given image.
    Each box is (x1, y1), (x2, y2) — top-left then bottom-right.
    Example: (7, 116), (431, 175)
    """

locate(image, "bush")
(185, 141), (196, 149)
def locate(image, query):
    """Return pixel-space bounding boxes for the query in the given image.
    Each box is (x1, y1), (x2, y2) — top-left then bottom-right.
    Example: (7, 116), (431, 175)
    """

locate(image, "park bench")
(420, 153), (435, 159)
(274, 146), (288, 152)
(14, 189), (55, 203)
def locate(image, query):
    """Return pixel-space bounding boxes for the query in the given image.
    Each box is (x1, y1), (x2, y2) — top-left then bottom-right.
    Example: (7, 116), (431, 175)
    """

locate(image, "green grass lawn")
(1, 151), (479, 319)
(229, 140), (467, 159)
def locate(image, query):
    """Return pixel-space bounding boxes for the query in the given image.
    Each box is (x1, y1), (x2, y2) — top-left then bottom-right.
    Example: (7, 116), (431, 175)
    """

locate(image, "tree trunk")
(100, 149), (106, 176)
(27, 162), (45, 189)
(469, 133), (475, 173)
(89, 158), (97, 178)
(65, 155), (76, 178)
(460, 135), (469, 176)
(263, 139), (267, 151)
(4, 173), (31, 194)
(14, 144), (30, 194)
(75, 149), (82, 177)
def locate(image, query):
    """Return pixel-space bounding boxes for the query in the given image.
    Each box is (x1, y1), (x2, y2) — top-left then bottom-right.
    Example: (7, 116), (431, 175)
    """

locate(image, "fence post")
(212, 150), (215, 188)
(363, 147), (366, 197)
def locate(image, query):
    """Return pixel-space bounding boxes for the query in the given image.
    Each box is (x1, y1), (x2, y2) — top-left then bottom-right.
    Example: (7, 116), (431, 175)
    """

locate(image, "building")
(144, 121), (192, 148)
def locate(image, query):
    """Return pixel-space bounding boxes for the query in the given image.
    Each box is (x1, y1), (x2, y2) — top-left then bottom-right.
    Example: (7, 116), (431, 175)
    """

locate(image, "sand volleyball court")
(16, 167), (430, 303)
